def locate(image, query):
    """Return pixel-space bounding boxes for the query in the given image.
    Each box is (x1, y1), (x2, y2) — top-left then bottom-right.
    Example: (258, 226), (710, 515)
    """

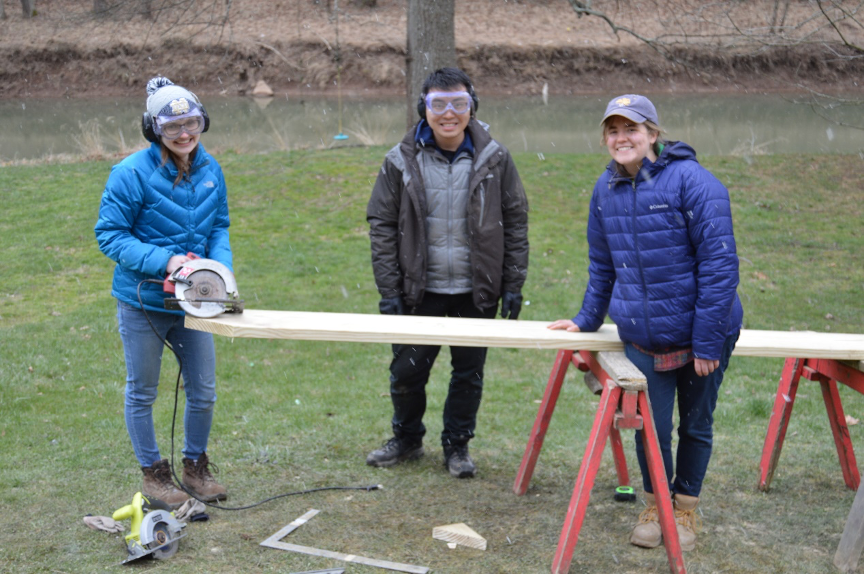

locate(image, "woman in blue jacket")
(549, 94), (743, 550)
(95, 77), (232, 508)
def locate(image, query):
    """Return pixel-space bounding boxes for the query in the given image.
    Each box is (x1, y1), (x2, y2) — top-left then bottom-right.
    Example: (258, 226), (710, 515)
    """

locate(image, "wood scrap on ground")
(432, 522), (487, 550)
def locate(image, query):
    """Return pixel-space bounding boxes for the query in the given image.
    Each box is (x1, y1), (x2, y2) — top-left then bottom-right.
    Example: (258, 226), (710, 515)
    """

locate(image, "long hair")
(160, 144), (197, 186)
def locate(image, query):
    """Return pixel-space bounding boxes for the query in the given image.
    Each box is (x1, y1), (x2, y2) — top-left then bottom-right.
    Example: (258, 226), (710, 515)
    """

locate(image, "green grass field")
(1, 147), (863, 573)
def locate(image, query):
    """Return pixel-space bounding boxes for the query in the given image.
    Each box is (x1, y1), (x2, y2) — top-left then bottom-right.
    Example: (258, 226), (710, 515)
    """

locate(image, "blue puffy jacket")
(95, 142), (233, 314)
(573, 141), (743, 360)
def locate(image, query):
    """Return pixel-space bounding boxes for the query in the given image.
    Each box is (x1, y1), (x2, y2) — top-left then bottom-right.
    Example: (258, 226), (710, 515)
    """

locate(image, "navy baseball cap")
(600, 94), (659, 125)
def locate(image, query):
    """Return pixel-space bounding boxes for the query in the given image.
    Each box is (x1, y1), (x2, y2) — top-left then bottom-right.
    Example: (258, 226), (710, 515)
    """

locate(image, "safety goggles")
(425, 91), (472, 115)
(155, 110), (205, 140)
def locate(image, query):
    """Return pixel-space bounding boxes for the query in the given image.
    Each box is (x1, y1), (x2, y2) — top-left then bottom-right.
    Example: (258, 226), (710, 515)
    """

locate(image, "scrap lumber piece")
(432, 522), (487, 550)
(186, 310), (864, 360)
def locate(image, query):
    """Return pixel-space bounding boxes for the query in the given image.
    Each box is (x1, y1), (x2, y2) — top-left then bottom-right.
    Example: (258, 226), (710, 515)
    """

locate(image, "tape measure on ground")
(614, 485), (636, 502)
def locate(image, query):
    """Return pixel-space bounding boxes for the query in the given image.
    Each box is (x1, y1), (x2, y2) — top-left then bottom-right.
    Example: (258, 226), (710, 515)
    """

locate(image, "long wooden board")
(185, 309), (864, 360)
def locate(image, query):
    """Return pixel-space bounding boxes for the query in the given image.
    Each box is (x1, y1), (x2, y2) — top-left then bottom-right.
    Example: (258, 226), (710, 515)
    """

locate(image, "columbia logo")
(649, 204), (669, 210)
(203, 181), (215, 188)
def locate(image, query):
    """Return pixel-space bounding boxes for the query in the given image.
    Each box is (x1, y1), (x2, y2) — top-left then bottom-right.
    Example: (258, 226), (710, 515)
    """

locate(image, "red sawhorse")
(514, 349), (685, 574)
(760, 357), (864, 492)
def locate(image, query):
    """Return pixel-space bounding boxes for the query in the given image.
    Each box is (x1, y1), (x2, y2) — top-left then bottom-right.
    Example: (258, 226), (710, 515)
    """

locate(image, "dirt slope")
(0, 0), (861, 99)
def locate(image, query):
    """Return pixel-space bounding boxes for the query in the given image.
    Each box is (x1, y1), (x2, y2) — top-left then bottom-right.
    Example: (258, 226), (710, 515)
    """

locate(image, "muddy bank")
(2, 40), (862, 100)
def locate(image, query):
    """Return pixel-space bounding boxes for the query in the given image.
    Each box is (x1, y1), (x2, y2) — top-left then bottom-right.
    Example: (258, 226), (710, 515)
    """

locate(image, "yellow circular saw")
(112, 492), (187, 564)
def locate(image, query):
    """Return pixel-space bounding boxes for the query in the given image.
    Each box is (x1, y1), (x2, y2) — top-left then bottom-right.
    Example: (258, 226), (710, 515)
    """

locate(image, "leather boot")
(673, 494), (702, 551)
(182, 452), (227, 502)
(142, 459), (189, 509)
(630, 491), (662, 548)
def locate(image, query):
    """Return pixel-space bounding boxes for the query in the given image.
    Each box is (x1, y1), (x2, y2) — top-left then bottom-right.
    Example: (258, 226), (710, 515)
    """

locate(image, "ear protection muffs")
(417, 83), (480, 119)
(141, 94), (210, 143)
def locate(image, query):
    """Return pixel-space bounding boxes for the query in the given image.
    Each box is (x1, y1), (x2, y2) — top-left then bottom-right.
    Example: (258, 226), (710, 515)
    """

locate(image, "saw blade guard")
(169, 258), (241, 318)
(139, 509), (186, 558)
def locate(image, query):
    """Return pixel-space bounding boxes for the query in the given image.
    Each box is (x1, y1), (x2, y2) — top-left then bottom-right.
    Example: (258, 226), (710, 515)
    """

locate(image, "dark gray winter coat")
(366, 119), (529, 312)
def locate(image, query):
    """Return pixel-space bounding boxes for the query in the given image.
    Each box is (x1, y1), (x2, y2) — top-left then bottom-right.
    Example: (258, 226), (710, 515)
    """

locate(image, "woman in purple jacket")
(549, 94), (743, 551)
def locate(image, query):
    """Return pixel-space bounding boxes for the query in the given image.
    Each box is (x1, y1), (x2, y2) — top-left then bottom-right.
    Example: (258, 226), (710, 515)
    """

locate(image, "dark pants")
(627, 332), (739, 497)
(388, 292), (497, 446)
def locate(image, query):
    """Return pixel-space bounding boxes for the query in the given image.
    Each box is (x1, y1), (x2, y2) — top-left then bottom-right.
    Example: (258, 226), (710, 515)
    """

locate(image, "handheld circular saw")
(163, 256), (244, 318)
(112, 492), (187, 564)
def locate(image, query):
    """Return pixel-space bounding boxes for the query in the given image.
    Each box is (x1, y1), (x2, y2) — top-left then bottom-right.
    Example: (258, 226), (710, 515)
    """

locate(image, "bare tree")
(87, 0), (232, 41)
(405, 0), (456, 129)
(20, 0), (33, 18)
(1, 0), (6, 20)
(565, 0), (864, 55)
(564, 0), (864, 126)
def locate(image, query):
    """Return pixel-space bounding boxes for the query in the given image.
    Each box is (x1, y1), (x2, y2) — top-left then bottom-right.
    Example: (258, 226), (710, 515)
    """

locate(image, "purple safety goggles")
(425, 91), (472, 115)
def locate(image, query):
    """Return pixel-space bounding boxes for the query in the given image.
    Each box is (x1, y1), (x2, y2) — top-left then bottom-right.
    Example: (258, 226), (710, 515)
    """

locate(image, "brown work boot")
(673, 494), (702, 551)
(630, 491), (662, 548)
(142, 459), (190, 510)
(182, 452), (227, 502)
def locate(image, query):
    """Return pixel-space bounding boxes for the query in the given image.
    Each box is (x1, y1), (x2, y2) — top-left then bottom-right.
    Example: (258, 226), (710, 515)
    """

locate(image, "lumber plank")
(186, 310), (864, 360)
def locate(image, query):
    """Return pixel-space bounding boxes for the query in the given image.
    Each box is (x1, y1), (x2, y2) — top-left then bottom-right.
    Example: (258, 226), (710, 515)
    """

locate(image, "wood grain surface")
(186, 310), (864, 360)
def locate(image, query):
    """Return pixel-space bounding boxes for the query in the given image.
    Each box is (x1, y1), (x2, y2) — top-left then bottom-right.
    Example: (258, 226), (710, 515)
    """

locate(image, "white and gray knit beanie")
(145, 77), (202, 118)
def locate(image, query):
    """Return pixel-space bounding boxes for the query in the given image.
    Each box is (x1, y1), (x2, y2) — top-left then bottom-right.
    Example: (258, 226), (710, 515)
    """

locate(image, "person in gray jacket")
(366, 67), (529, 478)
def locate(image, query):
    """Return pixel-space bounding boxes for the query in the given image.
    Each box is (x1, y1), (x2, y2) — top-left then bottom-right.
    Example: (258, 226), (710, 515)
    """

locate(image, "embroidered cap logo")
(615, 97), (632, 107)
(169, 98), (191, 115)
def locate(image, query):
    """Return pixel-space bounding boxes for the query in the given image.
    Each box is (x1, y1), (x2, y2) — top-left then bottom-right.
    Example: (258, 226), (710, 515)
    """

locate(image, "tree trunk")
(140, 0), (153, 20)
(93, 0), (107, 15)
(405, 0), (455, 130)
(20, 0), (33, 17)
(0, 0), (6, 20)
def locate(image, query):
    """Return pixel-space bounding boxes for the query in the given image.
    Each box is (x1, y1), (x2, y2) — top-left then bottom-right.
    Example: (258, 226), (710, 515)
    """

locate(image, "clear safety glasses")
(425, 91), (472, 115)
(155, 110), (205, 140)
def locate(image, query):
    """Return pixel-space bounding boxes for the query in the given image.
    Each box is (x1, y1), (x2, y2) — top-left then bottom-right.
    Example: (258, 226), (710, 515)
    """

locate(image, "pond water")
(1, 92), (862, 161)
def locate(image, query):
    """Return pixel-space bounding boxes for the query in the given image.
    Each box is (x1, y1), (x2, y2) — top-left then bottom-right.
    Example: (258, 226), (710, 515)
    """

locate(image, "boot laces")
(674, 507), (703, 533)
(153, 463), (179, 488)
(637, 505), (659, 524)
(194, 454), (219, 481)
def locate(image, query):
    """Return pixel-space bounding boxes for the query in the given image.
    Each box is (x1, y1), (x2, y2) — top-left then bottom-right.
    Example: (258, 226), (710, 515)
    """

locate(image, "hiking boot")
(630, 491), (662, 548)
(443, 444), (476, 478)
(182, 452), (227, 502)
(673, 494), (702, 551)
(366, 437), (424, 467)
(142, 459), (189, 510)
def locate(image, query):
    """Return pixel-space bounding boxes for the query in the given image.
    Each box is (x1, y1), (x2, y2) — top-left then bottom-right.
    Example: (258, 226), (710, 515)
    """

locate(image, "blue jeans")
(117, 301), (217, 467)
(627, 332), (739, 497)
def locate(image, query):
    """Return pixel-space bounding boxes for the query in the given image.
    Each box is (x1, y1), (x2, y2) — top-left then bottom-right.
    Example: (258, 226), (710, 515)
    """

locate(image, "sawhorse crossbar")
(514, 349), (685, 574)
(759, 357), (864, 492)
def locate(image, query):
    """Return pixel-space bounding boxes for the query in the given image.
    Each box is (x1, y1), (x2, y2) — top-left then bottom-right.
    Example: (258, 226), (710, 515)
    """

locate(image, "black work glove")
(500, 291), (523, 320)
(379, 296), (405, 315)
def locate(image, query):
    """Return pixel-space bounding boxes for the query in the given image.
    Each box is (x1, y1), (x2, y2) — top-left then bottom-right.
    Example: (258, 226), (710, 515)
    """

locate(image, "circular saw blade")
(149, 522), (180, 560)
(175, 269), (229, 318)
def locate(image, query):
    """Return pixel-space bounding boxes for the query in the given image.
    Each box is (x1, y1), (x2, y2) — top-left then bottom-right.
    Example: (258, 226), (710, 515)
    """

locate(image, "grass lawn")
(1, 147), (863, 573)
